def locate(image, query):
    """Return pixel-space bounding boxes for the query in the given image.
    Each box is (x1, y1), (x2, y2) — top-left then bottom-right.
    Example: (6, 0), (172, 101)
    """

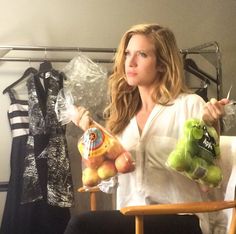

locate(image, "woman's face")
(124, 34), (160, 88)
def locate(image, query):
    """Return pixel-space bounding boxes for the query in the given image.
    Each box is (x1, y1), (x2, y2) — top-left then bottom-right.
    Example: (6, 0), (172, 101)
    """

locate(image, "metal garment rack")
(0, 45), (116, 63)
(0, 42), (222, 127)
(180, 41), (222, 99)
(0, 42), (222, 97)
(0, 42), (222, 192)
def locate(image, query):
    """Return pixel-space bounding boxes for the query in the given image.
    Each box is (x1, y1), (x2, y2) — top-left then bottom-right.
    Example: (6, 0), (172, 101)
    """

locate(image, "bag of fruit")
(78, 121), (135, 188)
(166, 118), (222, 188)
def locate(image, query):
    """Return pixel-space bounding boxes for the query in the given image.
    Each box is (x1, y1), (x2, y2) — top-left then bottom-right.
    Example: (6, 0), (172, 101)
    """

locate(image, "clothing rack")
(0, 42), (223, 98)
(0, 45), (117, 193)
(0, 45), (116, 63)
(180, 41), (222, 99)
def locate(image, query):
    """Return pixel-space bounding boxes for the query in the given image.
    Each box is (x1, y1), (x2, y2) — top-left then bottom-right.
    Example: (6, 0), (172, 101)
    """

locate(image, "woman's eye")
(138, 51), (147, 58)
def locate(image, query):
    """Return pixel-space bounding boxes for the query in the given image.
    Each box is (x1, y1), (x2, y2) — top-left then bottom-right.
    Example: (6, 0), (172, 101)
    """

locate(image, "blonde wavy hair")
(105, 23), (188, 135)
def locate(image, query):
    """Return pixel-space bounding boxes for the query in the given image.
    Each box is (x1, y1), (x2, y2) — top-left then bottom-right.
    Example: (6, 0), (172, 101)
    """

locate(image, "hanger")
(37, 60), (53, 76)
(37, 48), (53, 76)
(184, 58), (218, 85)
(2, 66), (38, 94)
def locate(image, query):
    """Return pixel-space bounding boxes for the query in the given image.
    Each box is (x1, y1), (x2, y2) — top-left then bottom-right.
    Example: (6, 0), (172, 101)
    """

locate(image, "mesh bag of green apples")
(166, 118), (222, 188)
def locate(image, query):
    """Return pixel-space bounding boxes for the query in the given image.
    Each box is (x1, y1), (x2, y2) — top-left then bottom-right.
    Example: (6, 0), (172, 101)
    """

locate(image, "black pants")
(64, 210), (202, 234)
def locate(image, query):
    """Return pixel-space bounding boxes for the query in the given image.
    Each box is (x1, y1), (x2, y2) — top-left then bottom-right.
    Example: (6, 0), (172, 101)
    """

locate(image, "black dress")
(1, 70), (74, 234)
(0, 89), (32, 234)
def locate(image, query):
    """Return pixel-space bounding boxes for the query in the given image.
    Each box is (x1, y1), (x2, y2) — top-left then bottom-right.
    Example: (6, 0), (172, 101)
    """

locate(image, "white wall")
(0, 0), (236, 224)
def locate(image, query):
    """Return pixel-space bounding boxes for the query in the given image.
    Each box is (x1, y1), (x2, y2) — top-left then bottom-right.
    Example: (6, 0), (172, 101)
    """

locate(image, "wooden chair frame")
(120, 200), (236, 234)
(78, 186), (100, 211)
(79, 186), (236, 234)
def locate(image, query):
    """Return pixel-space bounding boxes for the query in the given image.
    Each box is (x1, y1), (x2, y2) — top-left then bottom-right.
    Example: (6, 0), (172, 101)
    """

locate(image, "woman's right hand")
(202, 98), (229, 126)
(71, 106), (92, 131)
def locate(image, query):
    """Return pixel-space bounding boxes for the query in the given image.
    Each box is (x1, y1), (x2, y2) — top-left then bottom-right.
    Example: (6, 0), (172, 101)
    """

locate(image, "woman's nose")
(128, 54), (137, 67)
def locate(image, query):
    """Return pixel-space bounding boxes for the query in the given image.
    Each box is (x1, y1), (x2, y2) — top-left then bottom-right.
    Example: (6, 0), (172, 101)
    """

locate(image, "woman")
(65, 23), (229, 234)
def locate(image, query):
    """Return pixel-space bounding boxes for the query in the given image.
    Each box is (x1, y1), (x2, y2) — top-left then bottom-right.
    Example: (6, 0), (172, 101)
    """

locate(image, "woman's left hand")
(202, 98), (229, 127)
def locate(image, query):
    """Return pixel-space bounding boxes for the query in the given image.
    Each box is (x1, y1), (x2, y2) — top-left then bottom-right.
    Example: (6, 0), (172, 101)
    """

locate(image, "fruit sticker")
(166, 118), (222, 188)
(78, 127), (110, 159)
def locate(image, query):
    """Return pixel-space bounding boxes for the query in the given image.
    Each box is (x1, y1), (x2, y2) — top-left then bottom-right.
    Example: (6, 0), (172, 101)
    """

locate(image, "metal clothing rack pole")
(0, 45), (117, 53)
(0, 57), (113, 63)
(0, 45), (116, 63)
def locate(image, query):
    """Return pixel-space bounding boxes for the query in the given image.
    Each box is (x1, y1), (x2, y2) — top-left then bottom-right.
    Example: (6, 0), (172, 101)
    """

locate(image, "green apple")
(202, 165), (222, 187)
(192, 126), (204, 140)
(184, 119), (203, 140)
(184, 118), (201, 132)
(167, 150), (192, 172)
